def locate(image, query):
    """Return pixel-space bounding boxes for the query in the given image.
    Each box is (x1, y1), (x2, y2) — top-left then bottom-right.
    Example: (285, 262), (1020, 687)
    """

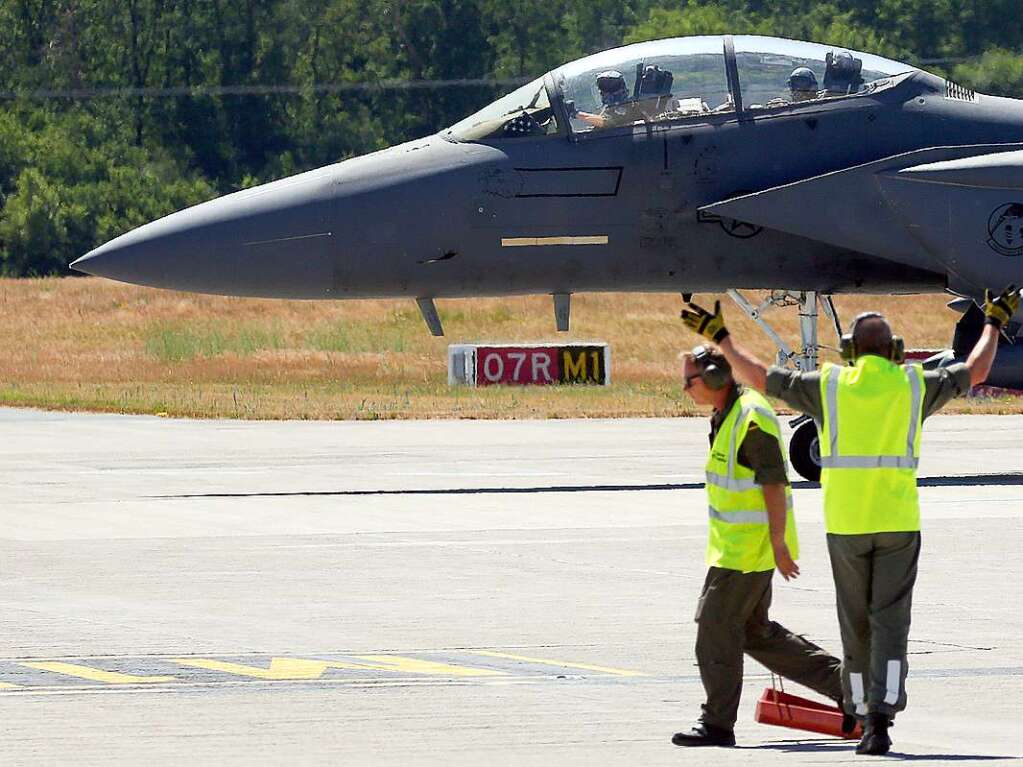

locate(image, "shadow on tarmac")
(153, 482), (703, 499)
(153, 473), (1023, 499)
(793, 472), (1023, 490)
(747, 740), (1017, 760)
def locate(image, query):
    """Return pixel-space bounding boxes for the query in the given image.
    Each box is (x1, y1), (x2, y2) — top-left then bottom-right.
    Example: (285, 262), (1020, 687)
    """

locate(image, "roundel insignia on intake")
(987, 203), (1023, 257)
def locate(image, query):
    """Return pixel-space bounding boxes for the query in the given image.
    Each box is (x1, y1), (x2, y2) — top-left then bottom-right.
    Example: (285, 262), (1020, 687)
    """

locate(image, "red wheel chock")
(755, 687), (862, 739)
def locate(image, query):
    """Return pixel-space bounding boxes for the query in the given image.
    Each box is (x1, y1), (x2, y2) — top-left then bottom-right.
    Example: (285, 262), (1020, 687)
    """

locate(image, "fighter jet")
(72, 35), (1023, 476)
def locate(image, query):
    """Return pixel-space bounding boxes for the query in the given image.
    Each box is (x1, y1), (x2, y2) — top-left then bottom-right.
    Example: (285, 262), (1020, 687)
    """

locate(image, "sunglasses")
(683, 372), (703, 390)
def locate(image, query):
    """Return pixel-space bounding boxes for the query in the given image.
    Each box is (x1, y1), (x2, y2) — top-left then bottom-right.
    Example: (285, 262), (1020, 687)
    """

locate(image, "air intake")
(945, 81), (978, 102)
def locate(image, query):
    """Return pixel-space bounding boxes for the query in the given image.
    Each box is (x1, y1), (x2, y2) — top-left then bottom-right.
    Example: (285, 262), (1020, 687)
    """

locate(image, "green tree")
(953, 49), (1023, 99)
(0, 104), (215, 275)
(624, 2), (745, 42)
(0, 167), (79, 275)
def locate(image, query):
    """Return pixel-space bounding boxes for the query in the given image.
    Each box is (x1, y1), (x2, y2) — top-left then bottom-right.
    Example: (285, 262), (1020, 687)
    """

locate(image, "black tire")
(789, 420), (821, 482)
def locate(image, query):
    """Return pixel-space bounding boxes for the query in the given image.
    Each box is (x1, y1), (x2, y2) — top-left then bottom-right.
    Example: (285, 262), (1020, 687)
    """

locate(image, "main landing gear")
(724, 290), (843, 482)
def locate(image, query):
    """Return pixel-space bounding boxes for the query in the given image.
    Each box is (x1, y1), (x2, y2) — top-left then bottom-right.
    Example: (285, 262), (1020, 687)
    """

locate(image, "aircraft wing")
(701, 144), (1023, 296)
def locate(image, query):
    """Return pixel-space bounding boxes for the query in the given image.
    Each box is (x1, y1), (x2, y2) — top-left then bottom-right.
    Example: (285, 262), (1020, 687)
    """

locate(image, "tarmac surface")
(2, 407), (1022, 765)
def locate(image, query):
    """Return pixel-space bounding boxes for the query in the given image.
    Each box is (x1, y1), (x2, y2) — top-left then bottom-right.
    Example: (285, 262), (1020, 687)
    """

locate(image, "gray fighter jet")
(72, 35), (1023, 476)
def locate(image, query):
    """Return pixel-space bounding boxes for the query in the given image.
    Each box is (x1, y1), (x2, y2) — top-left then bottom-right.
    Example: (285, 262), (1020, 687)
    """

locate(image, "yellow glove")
(680, 300), (729, 343)
(983, 285), (1020, 329)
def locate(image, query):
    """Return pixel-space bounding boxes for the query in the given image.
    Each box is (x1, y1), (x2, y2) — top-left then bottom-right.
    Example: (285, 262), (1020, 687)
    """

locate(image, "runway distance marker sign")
(448, 343), (610, 386)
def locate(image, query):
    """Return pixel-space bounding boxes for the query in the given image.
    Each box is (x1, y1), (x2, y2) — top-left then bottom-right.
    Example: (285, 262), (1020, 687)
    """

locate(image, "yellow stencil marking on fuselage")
(501, 236), (608, 247)
(19, 661), (176, 684)
(467, 650), (646, 677)
(352, 655), (506, 677)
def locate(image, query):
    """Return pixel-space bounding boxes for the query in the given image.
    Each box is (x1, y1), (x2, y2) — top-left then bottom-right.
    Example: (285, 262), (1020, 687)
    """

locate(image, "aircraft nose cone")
(71, 230), (166, 281)
(72, 166), (339, 298)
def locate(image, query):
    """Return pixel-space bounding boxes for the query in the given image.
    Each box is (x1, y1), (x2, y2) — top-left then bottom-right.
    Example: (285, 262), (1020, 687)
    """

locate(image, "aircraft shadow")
(794, 472), (1023, 490)
(154, 482), (704, 499)
(915, 472), (1023, 487)
(153, 473), (1023, 500)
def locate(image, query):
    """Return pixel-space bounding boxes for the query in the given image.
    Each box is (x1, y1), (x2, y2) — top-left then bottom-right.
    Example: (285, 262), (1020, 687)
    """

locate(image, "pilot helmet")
(831, 51), (859, 74)
(596, 70), (628, 106)
(787, 67), (818, 100)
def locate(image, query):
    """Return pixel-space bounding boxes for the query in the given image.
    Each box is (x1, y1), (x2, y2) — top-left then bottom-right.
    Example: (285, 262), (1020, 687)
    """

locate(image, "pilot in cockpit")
(764, 66), (820, 108)
(822, 51), (865, 95)
(572, 65), (676, 129)
(571, 70), (645, 129)
(787, 67), (819, 102)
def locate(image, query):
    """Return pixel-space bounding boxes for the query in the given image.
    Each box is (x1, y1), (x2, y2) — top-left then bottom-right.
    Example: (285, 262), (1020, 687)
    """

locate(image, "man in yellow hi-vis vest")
(671, 345), (847, 748)
(682, 286), (1018, 755)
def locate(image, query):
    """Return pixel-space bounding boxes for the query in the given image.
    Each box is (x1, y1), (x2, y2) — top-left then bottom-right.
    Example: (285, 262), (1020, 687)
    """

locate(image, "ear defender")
(890, 336), (905, 364)
(839, 330), (905, 364)
(840, 334), (856, 364)
(692, 345), (730, 390)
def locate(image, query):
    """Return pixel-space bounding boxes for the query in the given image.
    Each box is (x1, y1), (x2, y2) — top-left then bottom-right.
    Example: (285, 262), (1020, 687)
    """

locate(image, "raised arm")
(718, 336), (769, 394)
(680, 300), (770, 393)
(967, 286), (1020, 387)
(965, 324), (1000, 387)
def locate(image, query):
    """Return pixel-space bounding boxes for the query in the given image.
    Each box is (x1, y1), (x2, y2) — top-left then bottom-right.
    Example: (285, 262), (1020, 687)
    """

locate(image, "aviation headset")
(839, 312), (905, 365)
(691, 345), (732, 390)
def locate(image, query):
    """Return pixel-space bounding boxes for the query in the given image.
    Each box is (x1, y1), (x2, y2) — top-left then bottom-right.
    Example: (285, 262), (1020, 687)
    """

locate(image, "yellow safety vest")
(818, 357), (924, 535)
(704, 389), (798, 573)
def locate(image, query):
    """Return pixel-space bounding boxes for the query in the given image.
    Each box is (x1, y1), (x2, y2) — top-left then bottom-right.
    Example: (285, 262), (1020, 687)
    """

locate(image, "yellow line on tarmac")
(468, 650), (646, 677)
(19, 662), (176, 684)
(353, 655), (506, 677)
(0, 682), (20, 689)
(171, 655), (504, 679)
(171, 657), (372, 680)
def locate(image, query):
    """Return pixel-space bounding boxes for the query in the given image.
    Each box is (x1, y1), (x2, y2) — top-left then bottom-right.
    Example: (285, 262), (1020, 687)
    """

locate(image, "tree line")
(1, 0), (1021, 276)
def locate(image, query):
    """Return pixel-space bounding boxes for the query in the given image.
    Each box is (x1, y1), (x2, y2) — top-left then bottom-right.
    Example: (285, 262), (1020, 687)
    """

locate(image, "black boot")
(671, 720), (736, 747)
(835, 699), (858, 737)
(856, 712), (892, 755)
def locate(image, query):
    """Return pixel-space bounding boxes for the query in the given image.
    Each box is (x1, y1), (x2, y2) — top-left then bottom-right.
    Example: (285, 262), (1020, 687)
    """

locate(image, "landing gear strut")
(725, 290), (843, 482)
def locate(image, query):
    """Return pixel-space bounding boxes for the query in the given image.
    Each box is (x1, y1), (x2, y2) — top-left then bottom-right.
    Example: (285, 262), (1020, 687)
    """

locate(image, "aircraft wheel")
(789, 420), (821, 482)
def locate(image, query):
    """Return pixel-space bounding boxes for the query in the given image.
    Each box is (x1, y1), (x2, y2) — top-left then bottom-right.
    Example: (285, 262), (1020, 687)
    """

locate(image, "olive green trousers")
(827, 531), (920, 718)
(694, 567), (843, 729)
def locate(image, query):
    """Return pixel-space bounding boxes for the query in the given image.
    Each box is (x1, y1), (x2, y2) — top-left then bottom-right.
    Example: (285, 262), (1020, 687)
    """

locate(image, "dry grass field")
(1, 277), (1019, 419)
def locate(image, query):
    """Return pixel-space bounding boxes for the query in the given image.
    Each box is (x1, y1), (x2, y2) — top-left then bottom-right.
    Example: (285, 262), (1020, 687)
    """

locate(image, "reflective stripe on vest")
(708, 493), (794, 525)
(821, 364), (922, 469)
(709, 507), (768, 525)
(705, 403), (784, 504)
(703, 389), (798, 571)
(818, 358), (924, 534)
(705, 472), (759, 492)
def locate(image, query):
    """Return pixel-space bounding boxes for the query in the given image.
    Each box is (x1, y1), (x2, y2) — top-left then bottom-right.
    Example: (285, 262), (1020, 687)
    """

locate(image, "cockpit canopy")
(445, 35), (917, 141)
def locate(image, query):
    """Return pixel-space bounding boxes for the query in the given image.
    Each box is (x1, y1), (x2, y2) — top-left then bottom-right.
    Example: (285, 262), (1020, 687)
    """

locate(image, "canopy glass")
(446, 36), (919, 140)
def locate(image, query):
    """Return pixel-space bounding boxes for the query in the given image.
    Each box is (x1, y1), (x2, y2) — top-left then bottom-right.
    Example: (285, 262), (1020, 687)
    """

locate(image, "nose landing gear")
(788, 416), (822, 482)
(725, 289), (841, 482)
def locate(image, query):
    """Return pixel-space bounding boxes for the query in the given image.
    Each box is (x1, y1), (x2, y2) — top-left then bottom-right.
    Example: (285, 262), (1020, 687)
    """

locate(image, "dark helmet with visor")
(596, 70), (628, 106)
(787, 67), (818, 96)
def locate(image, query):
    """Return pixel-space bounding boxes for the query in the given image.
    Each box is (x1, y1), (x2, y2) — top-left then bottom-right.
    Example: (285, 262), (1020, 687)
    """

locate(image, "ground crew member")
(672, 344), (847, 747)
(681, 287), (1018, 755)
